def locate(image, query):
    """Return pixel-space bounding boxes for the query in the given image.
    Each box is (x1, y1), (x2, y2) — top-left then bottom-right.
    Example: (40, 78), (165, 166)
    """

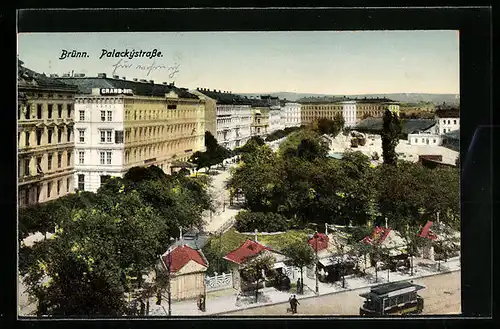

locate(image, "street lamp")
(308, 224), (320, 296)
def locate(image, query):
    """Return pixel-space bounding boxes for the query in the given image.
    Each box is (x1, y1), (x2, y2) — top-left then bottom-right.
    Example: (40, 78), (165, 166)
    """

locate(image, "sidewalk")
(148, 256), (460, 316)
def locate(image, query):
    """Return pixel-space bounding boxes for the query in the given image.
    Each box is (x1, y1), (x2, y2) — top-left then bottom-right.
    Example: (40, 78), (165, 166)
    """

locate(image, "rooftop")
(223, 239), (272, 265)
(55, 74), (198, 98)
(435, 108), (460, 118)
(18, 63), (78, 91)
(355, 118), (436, 134)
(162, 245), (208, 273)
(368, 281), (425, 297)
(196, 88), (252, 105)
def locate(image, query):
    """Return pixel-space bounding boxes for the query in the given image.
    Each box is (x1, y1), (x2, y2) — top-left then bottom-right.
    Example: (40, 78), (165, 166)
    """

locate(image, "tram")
(359, 281), (425, 316)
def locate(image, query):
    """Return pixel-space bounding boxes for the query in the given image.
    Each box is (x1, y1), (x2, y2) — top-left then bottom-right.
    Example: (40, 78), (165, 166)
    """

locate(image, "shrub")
(235, 211), (289, 232)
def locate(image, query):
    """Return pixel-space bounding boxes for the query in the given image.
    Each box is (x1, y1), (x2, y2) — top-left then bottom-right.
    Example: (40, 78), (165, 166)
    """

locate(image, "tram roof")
(359, 281), (425, 299)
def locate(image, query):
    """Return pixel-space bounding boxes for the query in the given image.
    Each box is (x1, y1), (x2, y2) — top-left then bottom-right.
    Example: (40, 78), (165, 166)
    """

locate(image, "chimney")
(50, 74), (59, 78)
(169, 82), (174, 86)
(163, 82), (168, 85)
(385, 218), (388, 229)
(149, 80), (154, 84)
(254, 229), (258, 242)
(133, 78), (138, 81)
(140, 79), (147, 82)
(97, 73), (106, 78)
(122, 76), (126, 80)
(325, 223), (328, 235)
(113, 75), (119, 79)
(180, 226), (183, 245)
(62, 73), (70, 78)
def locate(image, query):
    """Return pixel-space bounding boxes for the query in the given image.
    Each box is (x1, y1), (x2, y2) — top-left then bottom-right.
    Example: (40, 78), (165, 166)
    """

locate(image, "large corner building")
(56, 73), (206, 193)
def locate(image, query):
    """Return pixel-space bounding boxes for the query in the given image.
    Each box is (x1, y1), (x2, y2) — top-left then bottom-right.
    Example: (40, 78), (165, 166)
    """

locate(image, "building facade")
(435, 108), (460, 135)
(281, 101), (302, 128)
(58, 74), (206, 192)
(195, 89), (252, 149)
(18, 63), (78, 207)
(268, 106), (283, 133)
(341, 100), (357, 127)
(299, 98), (344, 126)
(300, 97), (400, 127)
(250, 100), (270, 137)
(407, 108), (459, 147)
(191, 90), (217, 139)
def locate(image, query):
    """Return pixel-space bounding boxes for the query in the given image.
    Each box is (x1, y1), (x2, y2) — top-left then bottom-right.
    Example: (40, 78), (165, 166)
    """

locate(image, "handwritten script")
(111, 58), (180, 78)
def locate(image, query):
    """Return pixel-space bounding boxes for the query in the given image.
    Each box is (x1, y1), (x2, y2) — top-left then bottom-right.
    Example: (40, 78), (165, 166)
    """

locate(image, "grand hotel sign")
(100, 88), (134, 96)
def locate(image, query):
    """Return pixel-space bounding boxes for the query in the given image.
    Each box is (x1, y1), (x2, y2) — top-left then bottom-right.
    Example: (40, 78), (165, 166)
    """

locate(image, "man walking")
(290, 295), (300, 314)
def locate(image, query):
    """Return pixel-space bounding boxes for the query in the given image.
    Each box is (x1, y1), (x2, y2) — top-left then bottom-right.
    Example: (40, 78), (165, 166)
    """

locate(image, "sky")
(17, 31), (459, 95)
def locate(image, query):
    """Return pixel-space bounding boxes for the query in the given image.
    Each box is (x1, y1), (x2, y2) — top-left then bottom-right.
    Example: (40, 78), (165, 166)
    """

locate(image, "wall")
(73, 95), (125, 192)
(18, 87), (76, 206)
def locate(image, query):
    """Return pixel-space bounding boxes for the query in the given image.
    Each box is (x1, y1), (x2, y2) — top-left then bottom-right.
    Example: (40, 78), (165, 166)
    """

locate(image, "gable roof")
(223, 239), (272, 265)
(418, 221), (438, 240)
(162, 245), (208, 273)
(360, 226), (392, 245)
(308, 232), (329, 252)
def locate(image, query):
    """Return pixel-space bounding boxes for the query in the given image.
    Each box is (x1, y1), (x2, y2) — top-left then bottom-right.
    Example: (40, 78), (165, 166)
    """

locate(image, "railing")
(205, 272), (233, 292)
(214, 216), (236, 235)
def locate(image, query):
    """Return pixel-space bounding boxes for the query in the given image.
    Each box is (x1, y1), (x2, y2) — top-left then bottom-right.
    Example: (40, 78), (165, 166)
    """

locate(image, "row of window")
(78, 110), (113, 122)
(20, 152), (72, 177)
(77, 150), (113, 165)
(124, 106), (205, 121)
(124, 124), (198, 143)
(19, 177), (72, 206)
(76, 129), (123, 144)
(19, 126), (72, 147)
(441, 119), (458, 125)
(124, 137), (200, 163)
(18, 103), (73, 120)
(413, 138), (438, 144)
(76, 174), (111, 191)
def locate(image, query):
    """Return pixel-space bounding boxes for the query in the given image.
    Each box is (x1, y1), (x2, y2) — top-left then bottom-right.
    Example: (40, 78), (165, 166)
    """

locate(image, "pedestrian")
(290, 294), (300, 314)
(288, 294), (294, 313)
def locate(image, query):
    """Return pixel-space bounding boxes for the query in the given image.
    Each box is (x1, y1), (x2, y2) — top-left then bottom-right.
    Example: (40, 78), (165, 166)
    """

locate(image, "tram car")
(359, 281), (425, 316)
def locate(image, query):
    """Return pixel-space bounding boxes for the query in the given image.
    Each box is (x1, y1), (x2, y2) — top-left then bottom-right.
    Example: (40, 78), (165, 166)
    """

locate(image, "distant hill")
(239, 92), (460, 106)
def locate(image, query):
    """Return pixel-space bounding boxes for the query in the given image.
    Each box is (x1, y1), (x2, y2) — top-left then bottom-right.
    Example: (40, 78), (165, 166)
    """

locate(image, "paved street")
(222, 271), (461, 316)
(202, 163), (241, 233)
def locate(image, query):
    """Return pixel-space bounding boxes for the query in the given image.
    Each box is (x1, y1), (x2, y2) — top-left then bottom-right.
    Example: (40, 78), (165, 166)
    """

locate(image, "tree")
(282, 241), (315, 293)
(234, 211), (289, 233)
(204, 131), (219, 153)
(297, 138), (329, 161)
(381, 108), (402, 165)
(228, 145), (284, 212)
(240, 254), (275, 303)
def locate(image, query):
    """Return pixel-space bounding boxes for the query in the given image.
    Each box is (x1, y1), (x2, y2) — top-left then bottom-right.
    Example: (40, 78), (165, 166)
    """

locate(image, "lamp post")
(315, 233), (319, 295)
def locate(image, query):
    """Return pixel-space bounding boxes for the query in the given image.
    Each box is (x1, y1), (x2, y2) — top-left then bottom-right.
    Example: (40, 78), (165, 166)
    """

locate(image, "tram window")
(397, 295), (405, 305)
(410, 292), (417, 301)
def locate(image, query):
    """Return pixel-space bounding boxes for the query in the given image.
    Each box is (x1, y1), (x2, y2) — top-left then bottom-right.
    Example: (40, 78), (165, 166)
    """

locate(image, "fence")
(214, 216), (236, 235)
(205, 272), (233, 292)
(204, 265), (296, 292)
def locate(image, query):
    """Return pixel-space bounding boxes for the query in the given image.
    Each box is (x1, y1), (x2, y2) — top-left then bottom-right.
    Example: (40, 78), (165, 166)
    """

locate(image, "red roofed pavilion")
(160, 245), (209, 301)
(223, 239), (272, 265)
(162, 245), (208, 273)
(308, 232), (329, 252)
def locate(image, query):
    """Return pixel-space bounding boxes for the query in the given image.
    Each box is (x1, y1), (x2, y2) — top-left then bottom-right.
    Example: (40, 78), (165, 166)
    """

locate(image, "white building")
(408, 108), (459, 146)
(74, 90), (125, 193)
(435, 111), (460, 134)
(268, 106), (283, 133)
(341, 100), (357, 127)
(281, 101), (301, 128)
(196, 89), (253, 150)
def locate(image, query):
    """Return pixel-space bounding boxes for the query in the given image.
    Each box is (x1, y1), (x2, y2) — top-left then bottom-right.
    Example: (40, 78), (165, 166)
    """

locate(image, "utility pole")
(315, 231), (319, 295)
(167, 251), (172, 316)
